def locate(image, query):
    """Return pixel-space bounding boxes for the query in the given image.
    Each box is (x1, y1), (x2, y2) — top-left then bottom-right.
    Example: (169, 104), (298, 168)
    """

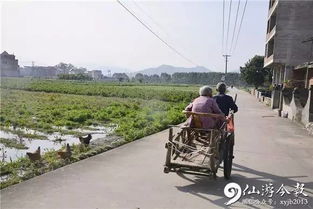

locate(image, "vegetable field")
(0, 78), (201, 189)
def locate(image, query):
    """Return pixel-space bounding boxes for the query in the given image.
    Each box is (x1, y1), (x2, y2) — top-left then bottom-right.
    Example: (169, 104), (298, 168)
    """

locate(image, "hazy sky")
(1, 0), (268, 72)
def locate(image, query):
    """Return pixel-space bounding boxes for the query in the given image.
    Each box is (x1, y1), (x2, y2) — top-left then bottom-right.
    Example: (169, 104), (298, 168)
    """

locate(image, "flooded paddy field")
(0, 125), (117, 162)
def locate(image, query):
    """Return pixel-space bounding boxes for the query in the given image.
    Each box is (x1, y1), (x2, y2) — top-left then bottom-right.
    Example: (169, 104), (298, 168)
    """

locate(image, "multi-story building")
(264, 0), (313, 127)
(0, 51), (20, 77)
(264, 0), (313, 108)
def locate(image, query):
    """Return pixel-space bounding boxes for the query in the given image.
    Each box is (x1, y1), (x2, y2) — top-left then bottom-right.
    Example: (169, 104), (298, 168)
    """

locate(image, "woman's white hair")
(199, 86), (212, 96)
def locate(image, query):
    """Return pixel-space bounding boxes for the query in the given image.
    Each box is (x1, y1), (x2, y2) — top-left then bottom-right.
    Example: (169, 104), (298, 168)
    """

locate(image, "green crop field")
(0, 77), (203, 141)
(0, 88), (188, 141)
(0, 77), (205, 189)
(0, 78), (200, 102)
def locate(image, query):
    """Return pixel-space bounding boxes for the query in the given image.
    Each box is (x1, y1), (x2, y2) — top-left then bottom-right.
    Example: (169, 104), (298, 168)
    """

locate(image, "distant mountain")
(136, 65), (211, 75)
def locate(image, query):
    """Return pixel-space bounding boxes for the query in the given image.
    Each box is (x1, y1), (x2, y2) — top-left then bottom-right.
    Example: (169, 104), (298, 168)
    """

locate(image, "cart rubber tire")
(164, 167), (170, 173)
(223, 135), (234, 180)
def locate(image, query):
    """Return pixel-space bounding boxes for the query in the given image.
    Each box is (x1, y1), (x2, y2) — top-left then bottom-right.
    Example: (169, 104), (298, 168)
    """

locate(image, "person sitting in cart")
(185, 86), (225, 129)
(214, 82), (238, 116)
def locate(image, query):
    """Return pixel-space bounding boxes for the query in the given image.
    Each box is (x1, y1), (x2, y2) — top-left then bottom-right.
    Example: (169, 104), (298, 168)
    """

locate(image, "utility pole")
(302, 37), (313, 88)
(222, 54), (231, 82)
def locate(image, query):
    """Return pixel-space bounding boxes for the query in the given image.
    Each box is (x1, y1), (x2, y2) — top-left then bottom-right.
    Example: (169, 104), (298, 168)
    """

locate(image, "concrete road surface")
(1, 89), (313, 209)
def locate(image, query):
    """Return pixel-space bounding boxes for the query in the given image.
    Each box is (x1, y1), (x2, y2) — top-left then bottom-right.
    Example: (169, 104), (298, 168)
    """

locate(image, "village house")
(264, 0), (313, 126)
(88, 70), (103, 80)
(69, 68), (87, 75)
(20, 66), (57, 78)
(0, 51), (20, 77)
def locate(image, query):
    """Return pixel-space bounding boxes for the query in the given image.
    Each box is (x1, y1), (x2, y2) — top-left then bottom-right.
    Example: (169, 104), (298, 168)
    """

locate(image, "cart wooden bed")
(164, 110), (235, 179)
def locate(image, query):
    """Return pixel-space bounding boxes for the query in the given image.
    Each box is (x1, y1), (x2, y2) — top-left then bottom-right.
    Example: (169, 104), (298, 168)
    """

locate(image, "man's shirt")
(213, 93), (238, 116)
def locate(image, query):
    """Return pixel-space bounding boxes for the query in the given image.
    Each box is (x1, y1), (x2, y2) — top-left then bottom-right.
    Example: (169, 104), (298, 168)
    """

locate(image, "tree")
(55, 62), (75, 74)
(160, 73), (171, 83)
(135, 73), (144, 83)
(112, 73), (129, 82)
(143, 74), (150, 83)
(150, 74), (160, 83)
(240, 55), (271, 88)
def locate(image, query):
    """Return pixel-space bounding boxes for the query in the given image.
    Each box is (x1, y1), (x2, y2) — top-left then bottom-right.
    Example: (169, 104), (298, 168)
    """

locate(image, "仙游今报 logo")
(224, 182), (308, 206)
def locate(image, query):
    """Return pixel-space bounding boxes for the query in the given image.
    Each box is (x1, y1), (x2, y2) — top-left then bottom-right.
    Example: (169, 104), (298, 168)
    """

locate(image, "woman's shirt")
(185, 96), (223, 129)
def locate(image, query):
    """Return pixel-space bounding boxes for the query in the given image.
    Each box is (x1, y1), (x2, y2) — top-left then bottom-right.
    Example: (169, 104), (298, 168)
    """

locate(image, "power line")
(222, 0), (225, 54)
(229, 0), (241, 54)
(232, 0), (248, 54)
(131, 0), (187, 56)
(225, 0), (233, 54)
(116, 0), (198, 66)
(131, 0), (169, 37)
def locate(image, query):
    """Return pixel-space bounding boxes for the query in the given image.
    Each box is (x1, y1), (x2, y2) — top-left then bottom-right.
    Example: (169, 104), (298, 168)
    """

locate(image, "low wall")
(251, 89), (272, 107)
(301, 86), (313, 125)
(281, 87), (310, 124)
(249, 87), (312, 134)
(264, 97), (272, 106)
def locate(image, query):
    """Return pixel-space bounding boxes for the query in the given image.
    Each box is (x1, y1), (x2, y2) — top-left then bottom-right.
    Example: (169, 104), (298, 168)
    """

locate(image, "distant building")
(0, 51), (20, 77)
(20, 66), (57, 78)
(69, 68), (87, 75)
(88, 70), (103, 80)
(56, 67), (70, 75)
(102, 76), (118, 82)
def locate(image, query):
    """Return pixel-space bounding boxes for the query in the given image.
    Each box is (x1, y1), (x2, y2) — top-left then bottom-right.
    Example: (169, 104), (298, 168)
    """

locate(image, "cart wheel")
(223, 135), (234, 180)
(164, 166), (170, 173)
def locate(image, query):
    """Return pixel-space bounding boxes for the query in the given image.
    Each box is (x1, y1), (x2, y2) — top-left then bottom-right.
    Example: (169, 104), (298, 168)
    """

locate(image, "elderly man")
(185, 86), (224, 129)
(214, 82), (238, 116)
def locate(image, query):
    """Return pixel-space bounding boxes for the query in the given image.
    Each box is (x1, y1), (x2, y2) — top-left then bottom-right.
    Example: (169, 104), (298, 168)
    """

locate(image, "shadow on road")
(175, 163), (313, 208)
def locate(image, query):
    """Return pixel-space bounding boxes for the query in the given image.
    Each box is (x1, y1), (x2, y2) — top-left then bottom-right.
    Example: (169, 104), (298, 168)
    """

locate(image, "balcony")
(268, 0), (278, 19)
(266, 25), (276, 42)
(264, 54), (274, 68)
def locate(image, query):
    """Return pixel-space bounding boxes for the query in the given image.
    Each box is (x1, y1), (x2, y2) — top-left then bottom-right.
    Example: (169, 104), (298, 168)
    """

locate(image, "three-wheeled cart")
(164, 111), (235, 179)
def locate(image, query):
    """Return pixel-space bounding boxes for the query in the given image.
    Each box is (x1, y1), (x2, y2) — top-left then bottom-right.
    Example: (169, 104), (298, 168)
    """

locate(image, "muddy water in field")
(0, 125), (117, 162)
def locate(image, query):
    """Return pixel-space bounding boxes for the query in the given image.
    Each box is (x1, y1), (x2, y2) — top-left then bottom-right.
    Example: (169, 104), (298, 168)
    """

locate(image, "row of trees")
(56, 55), (271, 88)
(112, 72), (244, 85)
(112, 56), (272, 88)
(58, 73), (92, 80)
(55, 63), (87, 74)
(171, 72), (243, 85)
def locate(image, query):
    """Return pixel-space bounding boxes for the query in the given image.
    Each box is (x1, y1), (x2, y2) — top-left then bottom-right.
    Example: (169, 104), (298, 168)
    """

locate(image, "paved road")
(1, 89), (313, 209)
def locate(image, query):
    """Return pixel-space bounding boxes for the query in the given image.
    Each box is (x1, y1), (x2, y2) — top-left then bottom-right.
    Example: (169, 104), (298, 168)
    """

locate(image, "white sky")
(1, 0), (268, 72)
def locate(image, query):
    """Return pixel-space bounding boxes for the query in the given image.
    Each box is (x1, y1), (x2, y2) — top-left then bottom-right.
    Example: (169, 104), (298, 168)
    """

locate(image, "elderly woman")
(185, 86), (224, 129)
